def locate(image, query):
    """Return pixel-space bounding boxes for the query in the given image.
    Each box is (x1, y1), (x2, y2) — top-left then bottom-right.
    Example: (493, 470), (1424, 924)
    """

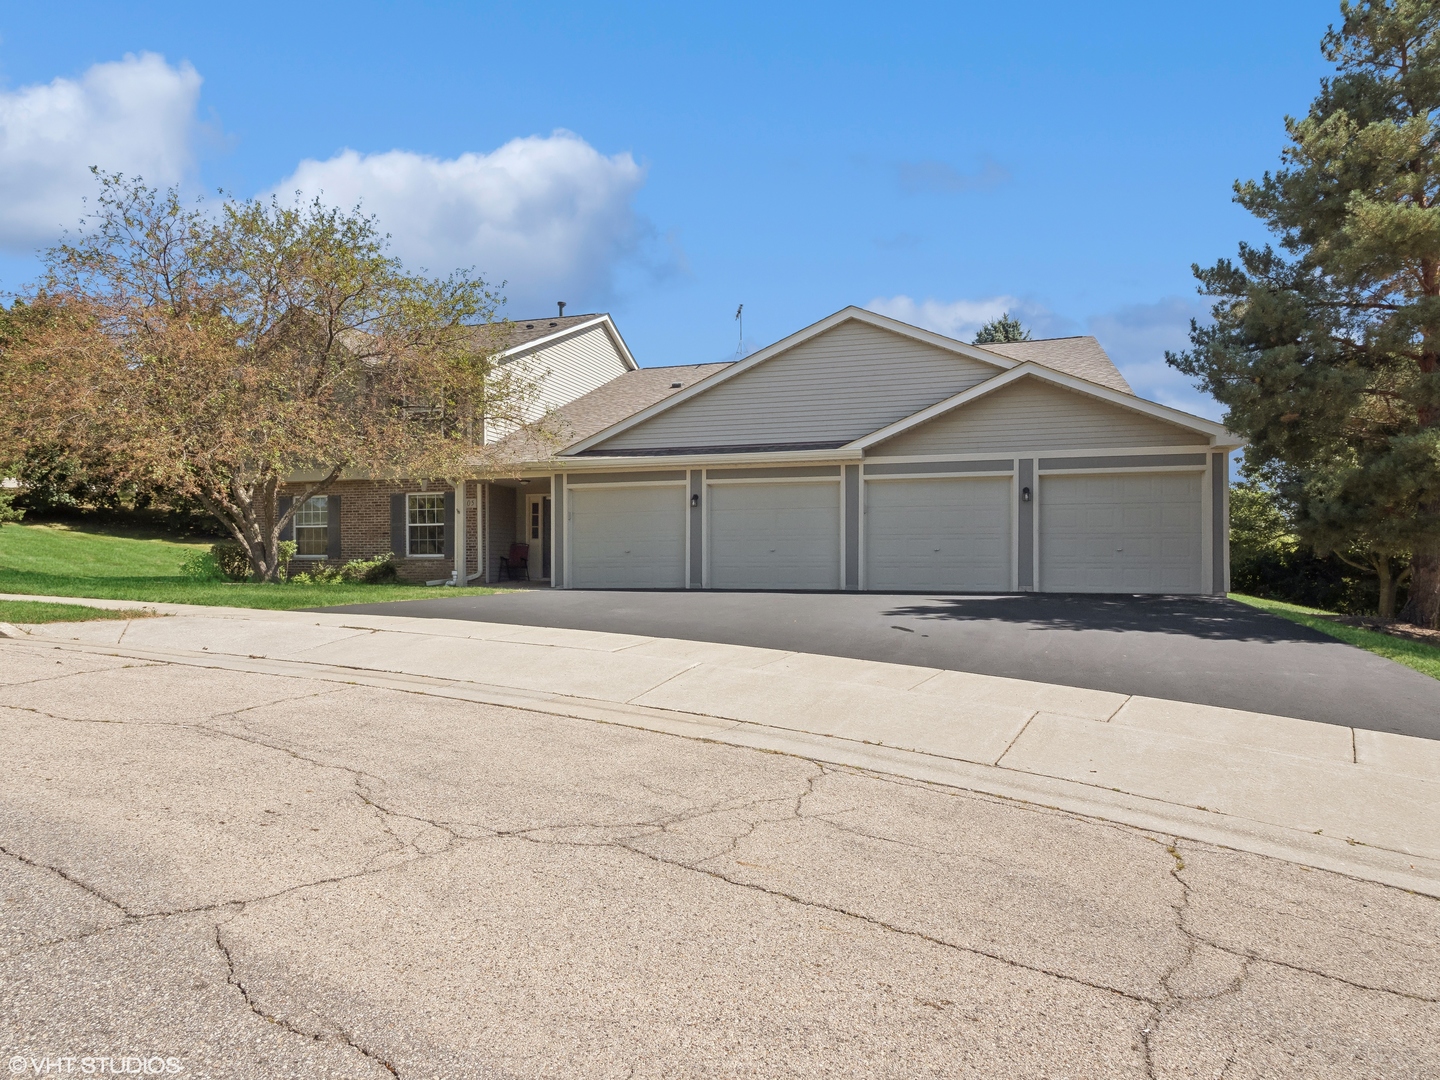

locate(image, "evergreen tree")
(973, 313), (1031, 344)
(1169, 1), (1440, 625)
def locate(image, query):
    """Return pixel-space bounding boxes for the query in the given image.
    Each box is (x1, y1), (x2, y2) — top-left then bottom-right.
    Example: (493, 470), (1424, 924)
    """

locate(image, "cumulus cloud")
(0, 53), (201, 251)
(272, 131), (649, 314)
(867, 294), (1061, 342)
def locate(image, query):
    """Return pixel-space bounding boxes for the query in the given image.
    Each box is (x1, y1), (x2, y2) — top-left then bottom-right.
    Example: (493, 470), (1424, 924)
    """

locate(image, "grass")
(0, 522), (494, 611)
(1232, 593), (1440, 682)
(0, 598), (161, 624)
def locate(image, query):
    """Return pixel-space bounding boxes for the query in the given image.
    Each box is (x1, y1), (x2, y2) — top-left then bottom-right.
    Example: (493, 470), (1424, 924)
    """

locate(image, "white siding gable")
(590, 319), (1003, 452)
(492, 324), (632, 443)
(873, 377), (1203, 456)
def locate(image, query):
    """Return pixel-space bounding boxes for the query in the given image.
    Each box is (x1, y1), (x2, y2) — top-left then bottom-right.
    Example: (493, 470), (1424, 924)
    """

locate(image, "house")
(289, 306), (1242, 594)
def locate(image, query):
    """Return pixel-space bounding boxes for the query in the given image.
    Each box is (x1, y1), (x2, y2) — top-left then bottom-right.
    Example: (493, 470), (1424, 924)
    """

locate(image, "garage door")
(865, 477), (1011, 591)
(568, 484), (686, 589)
(708, 481), (840, 590)
(1040, 472), (1202, 593)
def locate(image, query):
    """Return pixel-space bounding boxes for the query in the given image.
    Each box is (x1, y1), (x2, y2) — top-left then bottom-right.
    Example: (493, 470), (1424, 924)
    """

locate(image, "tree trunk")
(1376, 558), (1396, 619)
(1400, 539), (1440, 628)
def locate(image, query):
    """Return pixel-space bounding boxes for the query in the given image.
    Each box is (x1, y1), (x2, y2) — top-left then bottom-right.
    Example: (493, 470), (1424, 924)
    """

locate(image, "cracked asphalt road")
(2, 643), (1437, 1078)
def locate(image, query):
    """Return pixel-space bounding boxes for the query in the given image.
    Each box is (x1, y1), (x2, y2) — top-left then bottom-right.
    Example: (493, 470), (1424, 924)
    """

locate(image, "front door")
(526, 494), (553, 579)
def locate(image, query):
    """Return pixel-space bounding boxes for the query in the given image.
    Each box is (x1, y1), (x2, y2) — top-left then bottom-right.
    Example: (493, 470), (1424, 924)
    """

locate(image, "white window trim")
(406, 492), (446, 559)
(293, 496), (330, 560)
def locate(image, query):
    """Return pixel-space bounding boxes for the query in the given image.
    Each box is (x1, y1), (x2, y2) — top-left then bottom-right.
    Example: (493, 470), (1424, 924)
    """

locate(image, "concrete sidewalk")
(5, 594), (1438, 896)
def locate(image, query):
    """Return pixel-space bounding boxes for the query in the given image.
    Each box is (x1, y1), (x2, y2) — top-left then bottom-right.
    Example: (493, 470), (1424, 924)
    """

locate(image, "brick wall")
(282, 479), (455, 584)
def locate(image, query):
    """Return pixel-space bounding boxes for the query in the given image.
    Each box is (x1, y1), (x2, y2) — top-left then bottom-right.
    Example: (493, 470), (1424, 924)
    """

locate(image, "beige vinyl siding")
(591, 319), (1003, 452)
(490, 325), (631, 442)
(873, 378), (1202, 457)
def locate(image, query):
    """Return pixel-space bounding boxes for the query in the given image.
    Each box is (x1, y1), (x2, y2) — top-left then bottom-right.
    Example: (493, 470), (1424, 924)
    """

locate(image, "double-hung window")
(407, 493), (445, 556)
(293, 496), (329, 558)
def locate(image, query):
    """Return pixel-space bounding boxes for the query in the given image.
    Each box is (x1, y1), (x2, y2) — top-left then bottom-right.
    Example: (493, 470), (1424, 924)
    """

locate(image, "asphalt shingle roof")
(497, 314), (608, 351)
(975, 336), (1133, 393)
(492, 361), (734, 462)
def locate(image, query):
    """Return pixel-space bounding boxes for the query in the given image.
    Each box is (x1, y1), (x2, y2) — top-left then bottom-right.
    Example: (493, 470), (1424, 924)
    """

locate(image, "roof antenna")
(557, 301), (566, 317)
(734, 304), (743, 355)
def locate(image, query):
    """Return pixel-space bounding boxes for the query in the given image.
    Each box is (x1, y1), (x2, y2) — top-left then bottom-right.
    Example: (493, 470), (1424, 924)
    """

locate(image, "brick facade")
(282, 478), (459, 584)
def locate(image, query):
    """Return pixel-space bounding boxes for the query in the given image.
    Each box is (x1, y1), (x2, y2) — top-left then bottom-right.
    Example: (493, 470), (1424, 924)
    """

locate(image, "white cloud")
(272, 131), (648, 315)
(0, 53), (201, 251)
(866, 294), (1062, 343)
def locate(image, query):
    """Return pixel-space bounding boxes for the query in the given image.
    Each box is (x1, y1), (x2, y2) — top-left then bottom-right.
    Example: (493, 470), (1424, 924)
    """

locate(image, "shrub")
(346, 552), (397, 583)
(211, 542), (252, 582)
(286, 551), (396, 586)
(0, 487), (23, 525)
(179, 549), (223, 580)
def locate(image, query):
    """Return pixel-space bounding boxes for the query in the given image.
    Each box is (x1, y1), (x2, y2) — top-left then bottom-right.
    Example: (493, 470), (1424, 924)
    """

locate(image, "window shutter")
(443, 489), (456, 558)
(390, 493), (406, 556)
(277, 496), (294, 542)
(326, 493), (342, 560)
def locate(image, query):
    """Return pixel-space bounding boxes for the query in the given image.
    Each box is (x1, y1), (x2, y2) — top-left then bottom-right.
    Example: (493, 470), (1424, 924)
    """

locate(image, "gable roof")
(492, 362), (733, 463)
(562, 306), (1142, 457)
(976, 336), (1132, 394)
(851, 362), (1240, 450)
(563, 306), (1013, 455)
(461, 313), (638, 370)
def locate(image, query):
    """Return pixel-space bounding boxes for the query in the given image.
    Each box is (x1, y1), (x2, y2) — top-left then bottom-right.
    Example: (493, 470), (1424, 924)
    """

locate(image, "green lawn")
(0, 598), (161, 624)
(1232, 593), (1440, 681)
(0, 522), (493, 610)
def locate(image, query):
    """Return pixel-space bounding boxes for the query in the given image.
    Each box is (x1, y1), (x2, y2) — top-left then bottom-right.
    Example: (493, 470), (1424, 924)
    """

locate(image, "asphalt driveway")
(322, 591), (1440, 737)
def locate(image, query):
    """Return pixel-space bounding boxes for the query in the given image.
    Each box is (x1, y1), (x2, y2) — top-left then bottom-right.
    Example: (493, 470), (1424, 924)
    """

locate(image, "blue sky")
(0, 1), (1336, 417)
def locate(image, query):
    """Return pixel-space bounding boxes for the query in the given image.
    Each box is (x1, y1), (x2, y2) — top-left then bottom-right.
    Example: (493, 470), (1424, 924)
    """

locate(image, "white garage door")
(708, 481), (840, 590)
(1040, 472), (1202, 593)
(568, 484), (686, 589)
(865, 477), (1011, 592)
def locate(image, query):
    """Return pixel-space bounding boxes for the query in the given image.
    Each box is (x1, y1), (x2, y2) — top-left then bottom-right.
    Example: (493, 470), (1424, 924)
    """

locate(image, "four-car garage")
(560, 457), (1220, 594)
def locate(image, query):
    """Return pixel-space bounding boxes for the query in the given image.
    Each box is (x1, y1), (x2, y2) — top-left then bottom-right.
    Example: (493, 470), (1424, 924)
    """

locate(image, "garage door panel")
(708, 481), (840, 590)
(569, 485), (686, 589)
(1040, 472), (1201, 594)
(865, 477), (1011, 592)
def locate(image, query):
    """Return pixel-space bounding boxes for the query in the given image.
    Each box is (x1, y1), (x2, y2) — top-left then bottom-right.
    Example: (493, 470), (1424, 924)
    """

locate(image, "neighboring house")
(290, 306), (1243, 594)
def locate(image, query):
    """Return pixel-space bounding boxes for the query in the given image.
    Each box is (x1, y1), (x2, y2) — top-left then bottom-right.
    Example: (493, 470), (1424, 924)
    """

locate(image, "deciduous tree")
(1, 174), (547, 580)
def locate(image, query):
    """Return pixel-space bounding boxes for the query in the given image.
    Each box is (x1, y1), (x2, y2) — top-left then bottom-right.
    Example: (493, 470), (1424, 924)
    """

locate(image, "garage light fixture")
(691, 493), (700, 507)
(1021, 486), (1031, 502)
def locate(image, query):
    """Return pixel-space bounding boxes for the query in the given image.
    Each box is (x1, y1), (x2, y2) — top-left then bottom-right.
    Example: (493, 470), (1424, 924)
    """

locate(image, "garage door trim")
(1037, 470), (1205, 594)
(562, 478), (688, 590)
(862, 474), (1017, 592)
(703, 476), (843, 590)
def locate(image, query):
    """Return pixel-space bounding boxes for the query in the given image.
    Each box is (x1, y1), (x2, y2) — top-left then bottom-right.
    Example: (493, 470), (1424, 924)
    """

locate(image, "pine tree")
(1169, 1), (1440, 625)
(973, 313), (1031, 344)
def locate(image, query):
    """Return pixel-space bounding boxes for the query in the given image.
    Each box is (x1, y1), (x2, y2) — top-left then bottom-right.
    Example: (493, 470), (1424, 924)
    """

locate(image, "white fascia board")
(847, 363), (1237, 451)
(506, 447), (864, 474)
(563, 305), (1013, 456)
(499, 315), (636, 369)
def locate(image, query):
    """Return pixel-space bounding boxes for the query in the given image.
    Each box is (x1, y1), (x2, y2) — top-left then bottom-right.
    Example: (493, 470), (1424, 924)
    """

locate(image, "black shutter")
(443, 489), (456, 559)
(277, 496), (294, 542)
(390, 493), (407, 556)
(326, 493), (342, 560)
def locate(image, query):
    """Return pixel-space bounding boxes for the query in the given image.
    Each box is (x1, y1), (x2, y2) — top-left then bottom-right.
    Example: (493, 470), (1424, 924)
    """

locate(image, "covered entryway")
(707, 480), (841, 590)
(568, 483), (686, 589)
(1040, 472), (1202, 593)
(864, 476), (1011, 591)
